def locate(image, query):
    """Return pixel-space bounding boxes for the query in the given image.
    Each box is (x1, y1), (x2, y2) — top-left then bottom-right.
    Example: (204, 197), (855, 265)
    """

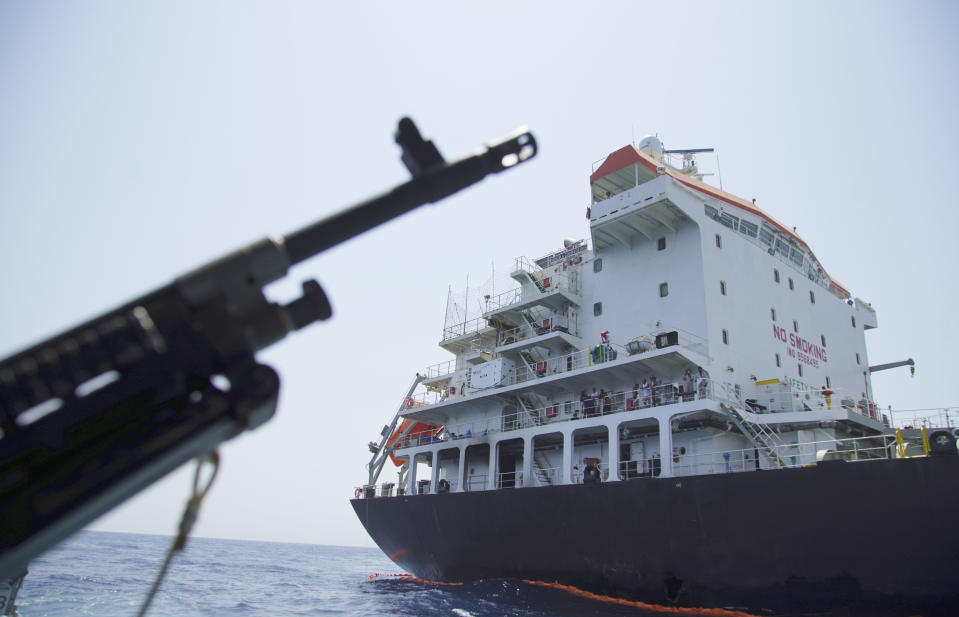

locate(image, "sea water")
(17, 531), (673, 617)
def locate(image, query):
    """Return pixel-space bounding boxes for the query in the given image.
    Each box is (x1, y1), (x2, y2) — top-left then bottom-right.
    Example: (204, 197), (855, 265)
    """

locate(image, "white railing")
(356, 434), (903, 498)
(422, 359), (456, 379)
(531, 466), (560, 487)
(669, 434), (897, 477)
(485, 288), (522, 312)
(498, 317), (576, 347)
(533, 241), (587, 269)
(397, 382), (712, 449)
(442, 316), (495, 341)
(464, 474), (488, 492)
(397, 379), (891, 451)
(571, 463), (609, 484)
(496, 470), (523, 488)
(888, 407), (957, 430)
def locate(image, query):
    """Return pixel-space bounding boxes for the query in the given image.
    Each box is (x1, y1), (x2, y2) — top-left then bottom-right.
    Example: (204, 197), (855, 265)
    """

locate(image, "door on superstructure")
(496, 438), (523, 488)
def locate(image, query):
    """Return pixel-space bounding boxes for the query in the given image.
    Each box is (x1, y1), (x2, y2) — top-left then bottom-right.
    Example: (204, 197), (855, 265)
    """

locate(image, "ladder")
(519, 348), (547, 377)
(517, 392), (546, 426)
(533, 450), (553, 486)
(722, 403), (790, 468)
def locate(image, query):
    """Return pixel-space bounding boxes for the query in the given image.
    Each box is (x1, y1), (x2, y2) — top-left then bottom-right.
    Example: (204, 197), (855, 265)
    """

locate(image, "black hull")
(353, 456), (959, 616)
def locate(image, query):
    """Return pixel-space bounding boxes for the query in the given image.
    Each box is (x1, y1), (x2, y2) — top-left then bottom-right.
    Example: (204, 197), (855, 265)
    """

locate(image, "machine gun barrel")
(0, 118), (536, 579)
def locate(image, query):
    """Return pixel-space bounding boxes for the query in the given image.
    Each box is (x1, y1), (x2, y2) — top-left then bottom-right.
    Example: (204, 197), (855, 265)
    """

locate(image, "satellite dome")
(638, 135), (663, 161)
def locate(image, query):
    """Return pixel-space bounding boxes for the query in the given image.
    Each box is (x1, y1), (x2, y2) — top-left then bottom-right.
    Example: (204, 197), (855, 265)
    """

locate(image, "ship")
(351, 136), (959, 616)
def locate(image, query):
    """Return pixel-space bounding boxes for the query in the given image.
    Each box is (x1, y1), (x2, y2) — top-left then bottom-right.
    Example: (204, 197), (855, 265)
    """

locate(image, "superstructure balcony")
(589, 176), (692, 251)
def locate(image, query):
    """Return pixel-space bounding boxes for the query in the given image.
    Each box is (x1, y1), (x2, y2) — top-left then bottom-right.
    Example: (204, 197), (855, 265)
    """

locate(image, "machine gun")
(0, 118), (536, 579)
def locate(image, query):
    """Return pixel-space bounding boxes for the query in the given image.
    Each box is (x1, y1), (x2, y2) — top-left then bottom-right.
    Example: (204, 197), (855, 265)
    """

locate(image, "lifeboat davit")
(387, 419), (441, 466)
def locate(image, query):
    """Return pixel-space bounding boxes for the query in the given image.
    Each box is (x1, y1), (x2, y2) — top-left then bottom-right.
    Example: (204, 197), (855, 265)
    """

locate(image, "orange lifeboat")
(386, 419), (441, 466)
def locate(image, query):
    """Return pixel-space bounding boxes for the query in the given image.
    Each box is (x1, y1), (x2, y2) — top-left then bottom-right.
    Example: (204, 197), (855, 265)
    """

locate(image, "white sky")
(1, 1), (957, 549)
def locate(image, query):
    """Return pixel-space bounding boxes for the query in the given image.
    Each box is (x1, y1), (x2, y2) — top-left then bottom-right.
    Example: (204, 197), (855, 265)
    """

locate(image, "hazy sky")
(2, 1), (957, 550)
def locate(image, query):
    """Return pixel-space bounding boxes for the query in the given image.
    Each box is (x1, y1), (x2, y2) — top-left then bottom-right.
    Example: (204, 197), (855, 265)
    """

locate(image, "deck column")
(429, 450), (439, 494)
(408, 453), (418, 493)
(658, 416), (673, 478)
(522, 436), (533, 487)
(562, 430), (573, 485)
(487, 440), (498, 490)
(457, 445), (466, 492)
(607, 422), (620, 481)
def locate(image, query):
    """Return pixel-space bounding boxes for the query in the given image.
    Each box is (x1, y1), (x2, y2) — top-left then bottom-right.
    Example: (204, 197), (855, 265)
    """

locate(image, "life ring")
(406, 398), (415, 408)
(354, 487), (362, 498)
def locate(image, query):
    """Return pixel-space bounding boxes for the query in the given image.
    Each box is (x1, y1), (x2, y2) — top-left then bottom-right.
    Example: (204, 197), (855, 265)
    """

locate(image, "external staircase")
(517, 392), (547, 427)
(721, 403), (791, 468)
(533, 451), (554, 486)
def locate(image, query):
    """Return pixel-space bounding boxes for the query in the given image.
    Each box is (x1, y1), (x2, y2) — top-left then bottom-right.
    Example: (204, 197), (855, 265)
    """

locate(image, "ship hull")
(353, 455), (959, 615)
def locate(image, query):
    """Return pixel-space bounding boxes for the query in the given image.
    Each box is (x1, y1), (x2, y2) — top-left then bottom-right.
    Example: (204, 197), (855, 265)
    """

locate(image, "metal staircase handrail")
(721, 403), (789, 468)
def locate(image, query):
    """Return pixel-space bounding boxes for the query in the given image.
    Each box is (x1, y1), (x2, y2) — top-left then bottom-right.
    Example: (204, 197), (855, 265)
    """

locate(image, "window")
(720, 281), (727, 296)
(715, 234), (722, 248)
(704, 204), (719, 220)
(774, 269), (780, 283)
(826, 376), (832, 388)
(593, 302), (602, 316)
(789, 248), (804, 267)
(719, 211), (739, 230)
(722, 329), (729, 344)
(793, 320), (799, 333)
(659, 282), (669, 298)
(759, 228), (774, 247)
(739, 219), (758, 238)
(771, 308), (777, 321)
(657, 237), (666, 251)
(788, 278), (794, 290)
(593, 258), (603, 273)
(775, 237), (789, 257)
(810, 290), (815, 304)
(851, 316), (856, 328)
(775, 353), (781, 367)
(798, 364), (803, 377)
(856, 352), (861, 365)
(821, 334), (826, 347)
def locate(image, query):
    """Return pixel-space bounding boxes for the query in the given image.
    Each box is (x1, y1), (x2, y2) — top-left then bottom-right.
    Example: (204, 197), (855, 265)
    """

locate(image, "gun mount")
(0, 118), (537, 578)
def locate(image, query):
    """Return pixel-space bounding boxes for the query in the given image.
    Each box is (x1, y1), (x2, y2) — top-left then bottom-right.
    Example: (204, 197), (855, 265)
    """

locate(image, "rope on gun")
(136, 450), (220, 617)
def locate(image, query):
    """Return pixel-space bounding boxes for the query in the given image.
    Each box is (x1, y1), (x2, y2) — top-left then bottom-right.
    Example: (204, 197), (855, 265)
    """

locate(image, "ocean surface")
(17, 530), (687, 617)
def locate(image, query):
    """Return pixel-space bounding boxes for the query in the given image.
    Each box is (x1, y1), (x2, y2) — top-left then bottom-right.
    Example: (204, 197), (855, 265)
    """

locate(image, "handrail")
(354, 434), (901, 499)
(397, 378), (888, 449)
(422, 359), (456, 379)
(442, 315), (495, 341)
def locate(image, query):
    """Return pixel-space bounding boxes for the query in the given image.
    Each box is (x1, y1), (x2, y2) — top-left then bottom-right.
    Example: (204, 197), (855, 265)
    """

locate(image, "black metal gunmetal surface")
(353, 456), (959, 616)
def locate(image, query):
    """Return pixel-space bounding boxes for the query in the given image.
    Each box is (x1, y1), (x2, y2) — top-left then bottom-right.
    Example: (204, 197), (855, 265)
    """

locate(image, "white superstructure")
(361, 141), (891, 499)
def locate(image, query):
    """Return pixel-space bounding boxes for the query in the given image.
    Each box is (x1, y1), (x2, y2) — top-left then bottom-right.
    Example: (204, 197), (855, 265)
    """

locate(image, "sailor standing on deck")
(697, 366), (709, 399)
(683, 368), (695, 400)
